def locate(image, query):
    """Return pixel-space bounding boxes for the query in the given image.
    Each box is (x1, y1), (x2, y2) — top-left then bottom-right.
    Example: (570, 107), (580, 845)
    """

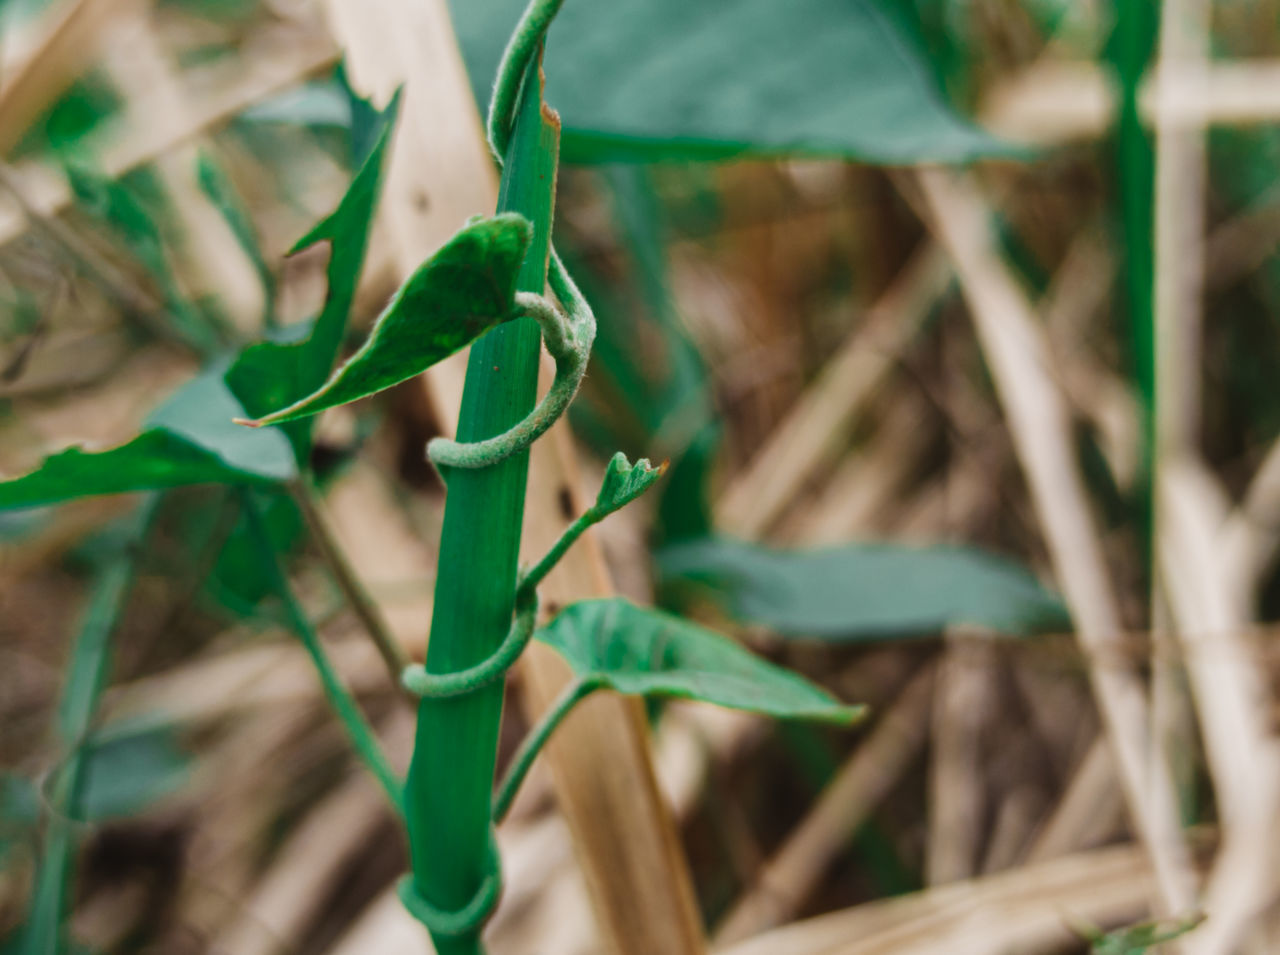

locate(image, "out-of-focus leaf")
(227, 93), (398, 457)
(656, 424), (719, 543)
(240, 213), (533, 427)
(64, 163), (220, 354)
(578, 165), (711, 453)
(0, 774), (38, 861)
(15, 74), (120, 158)
(72, 724), (192, 822)
(537, 597), (865, 724)
(658, 536), (1071, 639)
(0, 364), (295, 510)
(206, 487), (304, 615)
(451, 0), (1008, 164)
(195, 152), (277, 328)
(1088, 914), (1205, 954)
(236, 78), (352, 130)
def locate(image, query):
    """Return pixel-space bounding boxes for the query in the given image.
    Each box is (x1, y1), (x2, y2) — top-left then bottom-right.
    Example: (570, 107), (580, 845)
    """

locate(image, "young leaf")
(593, 451), (665, 516)
(536, 597), (865, 725)
(0, 364), (295, 510)
(658, 536), (1071, 639)
(239, 213), (534, 428)
(451, 0), (1011, 164)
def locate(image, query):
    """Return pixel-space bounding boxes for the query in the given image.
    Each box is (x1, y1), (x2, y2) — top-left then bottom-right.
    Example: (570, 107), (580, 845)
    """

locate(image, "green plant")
(2, 4), (875, 952)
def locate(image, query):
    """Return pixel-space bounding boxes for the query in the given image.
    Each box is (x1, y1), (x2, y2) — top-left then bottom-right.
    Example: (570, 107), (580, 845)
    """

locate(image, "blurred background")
(2, 0), (1280, 952)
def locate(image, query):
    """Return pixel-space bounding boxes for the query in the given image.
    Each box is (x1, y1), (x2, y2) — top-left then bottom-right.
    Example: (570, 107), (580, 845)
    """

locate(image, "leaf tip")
(232, 416), (264, 429)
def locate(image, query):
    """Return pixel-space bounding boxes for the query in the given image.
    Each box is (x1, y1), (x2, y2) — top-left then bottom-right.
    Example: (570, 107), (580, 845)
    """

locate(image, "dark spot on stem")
(557, 485), (574, 519)
(413, 190), (430, 213)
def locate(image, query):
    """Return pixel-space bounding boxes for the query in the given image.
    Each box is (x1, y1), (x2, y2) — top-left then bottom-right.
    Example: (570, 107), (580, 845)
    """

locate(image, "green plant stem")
(521, 507), (598, 593)
(401, 53), (559, 955)
(242, 491), (404, 811)
(23, 551), (136, 955)
(491, 678), (600, 823)
(287, 477), (410, 688)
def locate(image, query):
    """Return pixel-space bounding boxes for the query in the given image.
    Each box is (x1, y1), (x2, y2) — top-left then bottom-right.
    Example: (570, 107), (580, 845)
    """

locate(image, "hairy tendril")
(397, 0), (660, 940)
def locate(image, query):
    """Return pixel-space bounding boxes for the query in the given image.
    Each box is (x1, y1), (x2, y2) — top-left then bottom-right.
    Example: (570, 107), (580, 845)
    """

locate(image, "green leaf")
(658, 536), (1071, 639)
(450, 0), (1009, 164)
(224, 95), (398, 457)
(537, 597), (865, 724)
(594, 452), (665, 516)
(148, 363), (296, 478)
(206, 487), (304, 615)
(236, 77), (352, 131)
(570, 166), (712, 460)
(240, 213), (534, 428)
(72, 724), (192, 822)
(0, 364), (295, 510)
(656, 423), (719, 543)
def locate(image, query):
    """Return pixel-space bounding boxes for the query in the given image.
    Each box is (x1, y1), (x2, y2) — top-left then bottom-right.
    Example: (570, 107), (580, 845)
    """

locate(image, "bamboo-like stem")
(401, 53), (557, 955)
(242, 491), (403, 811)
(491, 679), (600, 823)
(288, 478), (409, 688)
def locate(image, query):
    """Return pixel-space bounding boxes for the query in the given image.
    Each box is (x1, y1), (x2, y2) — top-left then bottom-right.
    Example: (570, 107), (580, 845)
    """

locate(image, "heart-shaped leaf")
(239, 213), (534, 428)
(659, 536), (1071, 639)
(0, 363), (295, 511)
(451, 0), (1010, 164)
(537, 597), (864, 724)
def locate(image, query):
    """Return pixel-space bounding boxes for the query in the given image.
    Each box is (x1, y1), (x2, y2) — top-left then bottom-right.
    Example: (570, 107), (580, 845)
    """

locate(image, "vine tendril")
(397, 830), (503, 938)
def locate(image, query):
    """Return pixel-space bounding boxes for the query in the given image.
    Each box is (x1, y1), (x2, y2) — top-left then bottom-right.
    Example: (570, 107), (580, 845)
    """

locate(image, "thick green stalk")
(403, 54), (559, 955)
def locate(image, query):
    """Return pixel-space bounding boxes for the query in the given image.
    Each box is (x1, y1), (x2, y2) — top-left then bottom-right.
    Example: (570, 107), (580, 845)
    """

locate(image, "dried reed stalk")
(914, 168), (1196, 915)
(718, 843), (1154, 955)
(714, 666), (936, 944)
